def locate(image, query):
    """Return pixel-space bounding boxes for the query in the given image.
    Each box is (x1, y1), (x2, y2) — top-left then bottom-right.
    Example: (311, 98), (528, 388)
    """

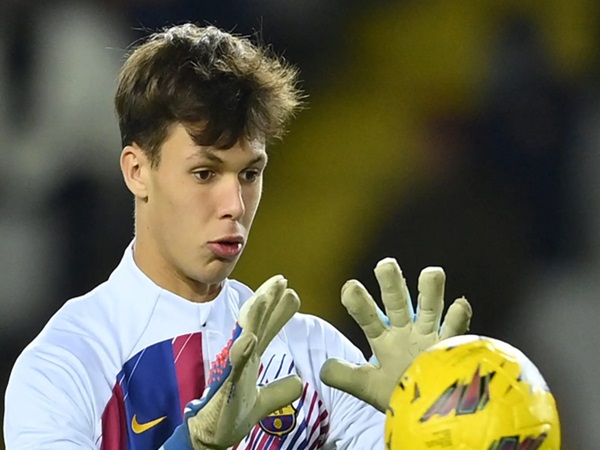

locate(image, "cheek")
(172, 190), (213, 226)
(244, 184), (263, 215)
(152, 183), (204, 232)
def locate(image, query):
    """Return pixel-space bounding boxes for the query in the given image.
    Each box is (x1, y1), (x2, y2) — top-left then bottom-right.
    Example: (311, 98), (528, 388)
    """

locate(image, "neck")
(132, 236), (223, 304)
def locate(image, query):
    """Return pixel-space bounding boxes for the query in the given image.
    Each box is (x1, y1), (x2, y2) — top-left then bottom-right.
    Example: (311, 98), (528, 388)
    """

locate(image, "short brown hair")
(115, 24), (303, 166)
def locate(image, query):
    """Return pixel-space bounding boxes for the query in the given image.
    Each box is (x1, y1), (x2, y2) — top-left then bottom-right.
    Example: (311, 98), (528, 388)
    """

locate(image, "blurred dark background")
(1, 0), (599, 447)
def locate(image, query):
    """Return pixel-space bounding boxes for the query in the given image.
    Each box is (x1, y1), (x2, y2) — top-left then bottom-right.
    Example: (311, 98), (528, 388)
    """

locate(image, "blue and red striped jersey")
(5, 245), (384, 449)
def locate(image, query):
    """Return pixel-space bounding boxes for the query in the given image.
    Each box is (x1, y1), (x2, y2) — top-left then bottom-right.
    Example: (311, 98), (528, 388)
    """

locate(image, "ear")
(120, 143), (151, 200)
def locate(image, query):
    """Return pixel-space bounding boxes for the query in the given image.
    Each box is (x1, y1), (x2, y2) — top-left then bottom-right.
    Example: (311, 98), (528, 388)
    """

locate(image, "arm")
(4, 344), (97, 449)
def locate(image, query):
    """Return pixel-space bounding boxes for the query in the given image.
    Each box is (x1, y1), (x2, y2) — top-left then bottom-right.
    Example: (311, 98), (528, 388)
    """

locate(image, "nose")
(218, 176), (245, 220)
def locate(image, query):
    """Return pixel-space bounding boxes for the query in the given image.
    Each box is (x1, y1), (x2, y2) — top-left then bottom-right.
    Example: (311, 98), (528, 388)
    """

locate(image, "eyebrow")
(188, 148), (268, 166)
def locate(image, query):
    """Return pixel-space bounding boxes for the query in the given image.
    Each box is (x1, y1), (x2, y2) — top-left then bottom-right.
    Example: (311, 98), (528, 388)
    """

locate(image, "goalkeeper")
(3, 24), (472, 450)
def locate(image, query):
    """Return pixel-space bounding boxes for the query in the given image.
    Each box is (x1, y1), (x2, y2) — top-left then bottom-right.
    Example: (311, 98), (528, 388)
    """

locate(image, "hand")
(319, 258), (472, 413)
(162, 275), (303, 450)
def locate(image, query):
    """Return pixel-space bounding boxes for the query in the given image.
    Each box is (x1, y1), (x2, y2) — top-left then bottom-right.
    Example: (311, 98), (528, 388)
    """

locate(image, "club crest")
(259, 404), (297, 436)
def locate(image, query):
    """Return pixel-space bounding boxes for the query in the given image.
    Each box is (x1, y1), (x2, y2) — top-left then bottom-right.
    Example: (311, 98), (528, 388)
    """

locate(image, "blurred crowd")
(1, 0), (599, 448)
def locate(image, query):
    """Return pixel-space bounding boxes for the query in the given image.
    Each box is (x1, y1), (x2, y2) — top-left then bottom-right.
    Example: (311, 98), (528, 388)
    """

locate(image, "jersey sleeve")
(4, 343), (97, 449)
(287, 314), (385, 449)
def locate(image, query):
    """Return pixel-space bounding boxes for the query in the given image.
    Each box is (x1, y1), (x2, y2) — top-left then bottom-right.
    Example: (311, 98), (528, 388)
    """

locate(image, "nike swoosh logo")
(131, 414), (167, 434)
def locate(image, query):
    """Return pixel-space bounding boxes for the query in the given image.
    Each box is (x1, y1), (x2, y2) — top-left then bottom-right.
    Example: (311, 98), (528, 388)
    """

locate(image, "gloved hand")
(320, 258), (472, 413)
(162, 275), (303, 450)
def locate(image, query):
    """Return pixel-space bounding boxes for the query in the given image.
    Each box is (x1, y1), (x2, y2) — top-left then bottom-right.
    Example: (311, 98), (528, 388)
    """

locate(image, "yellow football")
(385, 335), (560, 449)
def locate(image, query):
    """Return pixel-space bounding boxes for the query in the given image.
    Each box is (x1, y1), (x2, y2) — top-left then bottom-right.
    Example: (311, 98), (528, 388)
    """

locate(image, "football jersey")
(4, 244), (384, 449)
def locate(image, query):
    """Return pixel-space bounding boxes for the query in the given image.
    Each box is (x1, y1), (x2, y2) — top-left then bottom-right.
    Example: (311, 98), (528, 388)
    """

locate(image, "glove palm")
(320, 258), (472, 412)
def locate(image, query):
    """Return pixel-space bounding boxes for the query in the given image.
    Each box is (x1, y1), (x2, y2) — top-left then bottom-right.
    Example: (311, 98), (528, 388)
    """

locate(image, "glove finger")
(254, 278), (288, 344)
(341, 280), (387, 340)
(240, 275), (287, 334)
(414, 267), (445, 335)
(439, 297), (472, 340)
(252, 375), (303, 423)
(320, 358), (385, 412)
(229, 332), (258, 383)
(374, 258), (414, 328)
(256, 288), (301, 355)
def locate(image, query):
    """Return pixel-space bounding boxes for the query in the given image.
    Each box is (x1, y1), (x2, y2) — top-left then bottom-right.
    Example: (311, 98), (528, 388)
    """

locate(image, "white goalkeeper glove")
(319, 258), (472, 413)
(162, 275), (303, 450)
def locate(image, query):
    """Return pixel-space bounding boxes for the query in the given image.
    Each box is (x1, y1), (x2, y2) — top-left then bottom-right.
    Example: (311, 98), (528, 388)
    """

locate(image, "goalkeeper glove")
(320, 258), (472, 412)
(162, 275), (303, 450)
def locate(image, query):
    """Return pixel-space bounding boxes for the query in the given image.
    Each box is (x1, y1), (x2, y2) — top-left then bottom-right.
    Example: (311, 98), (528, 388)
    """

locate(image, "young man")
(4, 24), (472, 449)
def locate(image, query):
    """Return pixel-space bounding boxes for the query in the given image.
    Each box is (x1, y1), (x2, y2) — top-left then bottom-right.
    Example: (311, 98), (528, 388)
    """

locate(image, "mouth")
(207, 236), (245, 260)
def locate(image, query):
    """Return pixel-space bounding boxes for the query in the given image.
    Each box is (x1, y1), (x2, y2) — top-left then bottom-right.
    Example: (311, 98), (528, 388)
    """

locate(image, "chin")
(197, 259), (237, 284)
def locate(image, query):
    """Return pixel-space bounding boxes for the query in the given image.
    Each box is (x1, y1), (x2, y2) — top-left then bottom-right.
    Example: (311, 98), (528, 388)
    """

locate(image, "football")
(385, 335), (560, 450)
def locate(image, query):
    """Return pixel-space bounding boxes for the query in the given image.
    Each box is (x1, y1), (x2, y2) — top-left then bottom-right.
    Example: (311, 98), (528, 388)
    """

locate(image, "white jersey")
(4, 245), (384, 449)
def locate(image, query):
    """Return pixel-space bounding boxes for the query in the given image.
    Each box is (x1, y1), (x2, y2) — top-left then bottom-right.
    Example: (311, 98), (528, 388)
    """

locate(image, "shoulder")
(284, 312), (338, 338)
(40, 275), (157, 348)
(36, 282), (115, 349)
(20, 260), (162, 386)
(284, 313), (367, 364)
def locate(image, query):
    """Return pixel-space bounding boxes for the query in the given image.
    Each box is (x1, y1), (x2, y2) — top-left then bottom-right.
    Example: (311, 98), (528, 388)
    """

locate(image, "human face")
(128, 124), (267, 301)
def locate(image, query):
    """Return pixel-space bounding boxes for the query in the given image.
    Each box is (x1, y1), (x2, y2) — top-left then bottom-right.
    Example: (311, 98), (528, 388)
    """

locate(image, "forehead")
(164, 123), (267, 162)
(190, 140), (267, 163)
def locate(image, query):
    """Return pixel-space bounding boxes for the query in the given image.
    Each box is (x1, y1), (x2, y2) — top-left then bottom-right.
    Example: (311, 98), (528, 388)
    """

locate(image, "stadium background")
(1, 0), (599, 447)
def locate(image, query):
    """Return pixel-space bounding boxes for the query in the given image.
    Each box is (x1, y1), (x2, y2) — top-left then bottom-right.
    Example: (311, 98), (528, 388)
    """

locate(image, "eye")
(193, 170), (215, 181)
(241, 169), (261, 183)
